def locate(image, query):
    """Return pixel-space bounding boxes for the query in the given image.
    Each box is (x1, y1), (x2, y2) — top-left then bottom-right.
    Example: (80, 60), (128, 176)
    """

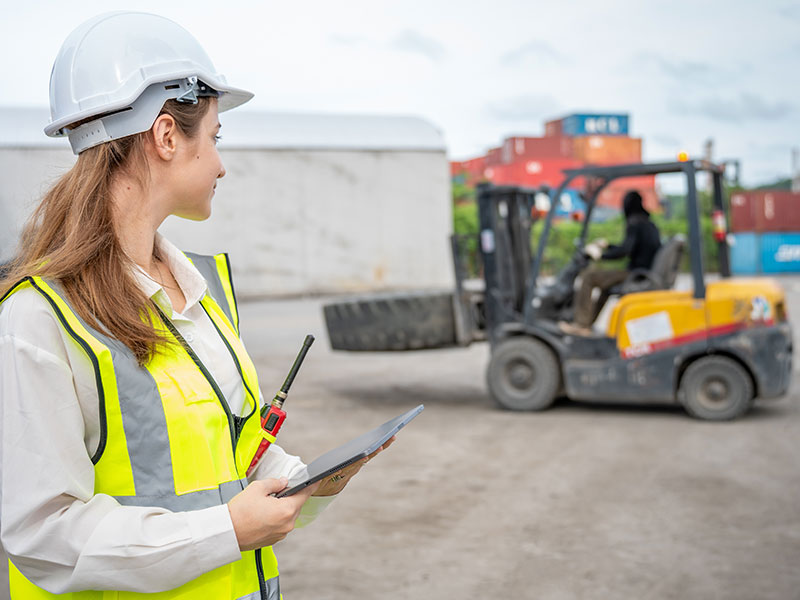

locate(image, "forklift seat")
(609, 235), (686, 295)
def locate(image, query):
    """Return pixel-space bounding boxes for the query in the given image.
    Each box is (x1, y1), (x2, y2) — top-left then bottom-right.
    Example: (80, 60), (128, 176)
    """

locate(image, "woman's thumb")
(261, 477), (289, 495)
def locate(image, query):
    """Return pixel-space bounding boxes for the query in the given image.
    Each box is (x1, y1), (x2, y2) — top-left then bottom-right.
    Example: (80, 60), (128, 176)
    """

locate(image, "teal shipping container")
(730, 232), (800, 274)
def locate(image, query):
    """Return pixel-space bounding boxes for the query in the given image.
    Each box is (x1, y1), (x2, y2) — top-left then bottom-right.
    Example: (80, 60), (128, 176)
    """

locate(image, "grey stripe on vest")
(46, 282), (175, 498)
(115, 478), (246, 511)
(184, 251), (235, 327)
(236, 576), (280, 600)
(44, 281), (243, 511)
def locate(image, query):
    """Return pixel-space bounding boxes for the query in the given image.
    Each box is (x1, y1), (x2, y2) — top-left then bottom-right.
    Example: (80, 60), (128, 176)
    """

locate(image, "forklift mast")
(476, 183), (538, 341)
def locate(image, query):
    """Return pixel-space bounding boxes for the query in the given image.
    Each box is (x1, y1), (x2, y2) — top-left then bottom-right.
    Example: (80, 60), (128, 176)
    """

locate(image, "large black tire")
(679, 356), (753, 421)
(487, 337), (560, 411)
(323, 291), (457, 351)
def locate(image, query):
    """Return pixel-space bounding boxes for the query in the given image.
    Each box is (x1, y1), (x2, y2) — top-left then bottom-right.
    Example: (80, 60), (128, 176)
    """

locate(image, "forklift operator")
(570, 190), (661, 331)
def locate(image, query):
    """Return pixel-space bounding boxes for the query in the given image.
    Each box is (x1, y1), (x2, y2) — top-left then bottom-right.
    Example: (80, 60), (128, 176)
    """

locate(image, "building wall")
(0, 147), (453, 297)
(0, 148), (75, 261)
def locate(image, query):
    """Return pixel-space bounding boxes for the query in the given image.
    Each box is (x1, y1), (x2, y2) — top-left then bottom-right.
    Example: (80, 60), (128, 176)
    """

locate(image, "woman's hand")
(227, 477), (321, 551)
(313, 436), (396, 497)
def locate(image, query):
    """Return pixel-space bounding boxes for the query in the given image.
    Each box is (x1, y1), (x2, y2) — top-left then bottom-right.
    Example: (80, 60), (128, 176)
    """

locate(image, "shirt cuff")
(186, 504), (242, 566)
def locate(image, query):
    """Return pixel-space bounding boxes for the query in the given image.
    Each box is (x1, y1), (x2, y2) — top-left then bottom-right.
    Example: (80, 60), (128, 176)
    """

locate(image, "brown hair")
(0, 98), (213, 365)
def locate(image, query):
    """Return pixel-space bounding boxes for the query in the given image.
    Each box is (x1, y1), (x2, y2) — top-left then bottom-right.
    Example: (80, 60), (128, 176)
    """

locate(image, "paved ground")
(3, 277), (800, 599)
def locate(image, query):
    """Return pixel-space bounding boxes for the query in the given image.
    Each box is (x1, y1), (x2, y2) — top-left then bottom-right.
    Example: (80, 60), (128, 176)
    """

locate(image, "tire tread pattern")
(323, 291), (458, 351)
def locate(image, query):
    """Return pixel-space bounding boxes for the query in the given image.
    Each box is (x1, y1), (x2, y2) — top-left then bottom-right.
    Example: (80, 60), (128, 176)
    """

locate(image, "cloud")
(671, 93), (794, 122)
(634, 53), (729, 85)
(390, 30), (445, 61)
(485, 94), (560, 122)
(777, 3), (800, 19)
(500, 41), (567, 66)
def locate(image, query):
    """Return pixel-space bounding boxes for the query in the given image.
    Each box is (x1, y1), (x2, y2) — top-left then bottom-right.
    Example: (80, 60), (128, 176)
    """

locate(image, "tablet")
(275, 404), (424, 498)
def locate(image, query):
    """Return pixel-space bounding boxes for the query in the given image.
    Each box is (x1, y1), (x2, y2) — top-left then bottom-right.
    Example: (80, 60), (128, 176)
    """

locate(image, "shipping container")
(760, 232), (800, 273)
(485, 146), (503, 167)
(729, 231), (800, 274)
(729, 192), (758, 233)
(484, 158), (583, 189)
(729, 190), (800, 233)
(450, 156), (488, 185)
(561, 113), (629, 137)
(503, 135), (573, 160)
(729, 233), (759, 274)
(572, 135), (641, 164)
(544, 119), (563, 137)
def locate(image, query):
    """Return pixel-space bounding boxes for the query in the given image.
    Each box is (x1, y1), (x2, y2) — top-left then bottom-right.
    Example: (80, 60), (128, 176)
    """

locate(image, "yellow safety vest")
(3, 253), (280, 600)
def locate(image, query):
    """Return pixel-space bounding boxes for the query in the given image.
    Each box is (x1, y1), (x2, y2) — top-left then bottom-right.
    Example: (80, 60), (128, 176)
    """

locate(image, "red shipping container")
(504, 136), (573, 160)
(485, 147), (503, 166)
(484, 158), (583, 189)
(760, 190), (800, 232)
(729, 192), (758, 232)
(730, 190), (800, 233)
(544, 119), (563, 137)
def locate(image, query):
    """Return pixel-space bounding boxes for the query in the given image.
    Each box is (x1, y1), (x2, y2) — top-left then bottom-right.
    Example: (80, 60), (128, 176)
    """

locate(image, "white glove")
(584, 242), (603, 260)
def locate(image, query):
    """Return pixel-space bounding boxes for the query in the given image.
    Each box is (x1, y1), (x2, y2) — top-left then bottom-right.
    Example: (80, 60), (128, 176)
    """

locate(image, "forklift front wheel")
(487, 337), (560, 411)
(679, 356), (753, 421)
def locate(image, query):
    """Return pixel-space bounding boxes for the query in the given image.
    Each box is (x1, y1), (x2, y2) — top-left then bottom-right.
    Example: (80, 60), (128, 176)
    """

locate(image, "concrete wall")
(0, 147), (453, 297)
(0, 148), (75, 262)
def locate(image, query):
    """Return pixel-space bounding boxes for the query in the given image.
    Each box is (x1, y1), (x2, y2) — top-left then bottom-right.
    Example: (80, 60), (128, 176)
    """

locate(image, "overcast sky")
(1, 0), (797, 186)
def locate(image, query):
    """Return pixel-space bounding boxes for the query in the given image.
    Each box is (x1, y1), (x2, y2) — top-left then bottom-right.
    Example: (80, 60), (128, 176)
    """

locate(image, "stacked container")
(729, 190), (800, 274)
(450, 112), (657, 212)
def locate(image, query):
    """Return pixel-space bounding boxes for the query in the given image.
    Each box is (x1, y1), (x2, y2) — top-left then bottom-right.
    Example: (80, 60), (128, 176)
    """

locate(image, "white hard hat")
(45, 11), (253, 154)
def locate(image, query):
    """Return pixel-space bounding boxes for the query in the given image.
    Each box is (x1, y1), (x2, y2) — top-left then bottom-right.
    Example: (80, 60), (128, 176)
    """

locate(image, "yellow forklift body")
(609, 278), (787, 358)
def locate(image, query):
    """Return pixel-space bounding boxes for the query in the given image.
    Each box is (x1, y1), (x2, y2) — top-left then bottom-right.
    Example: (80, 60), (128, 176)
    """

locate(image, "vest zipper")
(155, 307), (239, 451)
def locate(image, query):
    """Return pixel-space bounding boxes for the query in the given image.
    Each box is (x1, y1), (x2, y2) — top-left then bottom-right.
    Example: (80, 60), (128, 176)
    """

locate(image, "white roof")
(0, 106), (446, 152)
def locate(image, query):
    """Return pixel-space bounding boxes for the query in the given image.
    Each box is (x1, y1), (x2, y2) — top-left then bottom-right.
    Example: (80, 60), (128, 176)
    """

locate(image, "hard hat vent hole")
(165, 84), (180, 90)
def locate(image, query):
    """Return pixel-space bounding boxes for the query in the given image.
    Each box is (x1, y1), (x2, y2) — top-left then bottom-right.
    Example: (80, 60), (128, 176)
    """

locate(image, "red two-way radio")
(246, 334), (314, 476)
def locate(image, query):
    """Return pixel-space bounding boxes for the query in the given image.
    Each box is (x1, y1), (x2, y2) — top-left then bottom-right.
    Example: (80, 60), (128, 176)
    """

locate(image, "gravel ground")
(2, 276), (799, 599)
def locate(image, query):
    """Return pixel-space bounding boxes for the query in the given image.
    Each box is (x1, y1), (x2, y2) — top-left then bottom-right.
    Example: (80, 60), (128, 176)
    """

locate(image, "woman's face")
(170, 100), (226, 221)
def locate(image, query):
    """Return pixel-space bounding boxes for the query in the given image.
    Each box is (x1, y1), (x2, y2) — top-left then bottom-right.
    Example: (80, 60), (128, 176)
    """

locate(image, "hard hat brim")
(44, 71), (253, 138)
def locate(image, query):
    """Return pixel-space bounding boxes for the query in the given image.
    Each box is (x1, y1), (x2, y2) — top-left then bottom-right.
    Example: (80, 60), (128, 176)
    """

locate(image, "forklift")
(323, 161), (793, 420)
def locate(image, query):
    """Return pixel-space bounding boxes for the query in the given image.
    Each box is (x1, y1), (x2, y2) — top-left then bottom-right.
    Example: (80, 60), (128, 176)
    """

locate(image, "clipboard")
(275, 404), (424, 498)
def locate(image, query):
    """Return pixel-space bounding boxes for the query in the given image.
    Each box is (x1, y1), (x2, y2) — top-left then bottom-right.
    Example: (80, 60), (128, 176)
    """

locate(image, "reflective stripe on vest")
(3, 253), (277, 599)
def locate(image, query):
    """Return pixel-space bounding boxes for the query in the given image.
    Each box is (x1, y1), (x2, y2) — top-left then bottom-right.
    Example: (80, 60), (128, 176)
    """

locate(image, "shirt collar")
(131, 234), (209, 317)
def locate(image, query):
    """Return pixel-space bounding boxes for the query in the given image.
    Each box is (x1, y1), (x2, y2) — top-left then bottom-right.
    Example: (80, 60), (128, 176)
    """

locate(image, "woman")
(0, 11), (387, 599)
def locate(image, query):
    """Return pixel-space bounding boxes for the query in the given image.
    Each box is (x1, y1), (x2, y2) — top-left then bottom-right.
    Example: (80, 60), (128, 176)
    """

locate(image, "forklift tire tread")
(487, 337), (560, 411)
(323, 291), (458, 351)
(679, 355), (754, 421)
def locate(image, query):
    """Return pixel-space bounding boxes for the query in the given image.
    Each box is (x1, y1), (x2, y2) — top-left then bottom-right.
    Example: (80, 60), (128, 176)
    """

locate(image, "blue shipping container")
(730, 233), (759, 274)
(760, 232), (800, 274)
(729, 232), (800, 275)
(561, 113), (629, 137)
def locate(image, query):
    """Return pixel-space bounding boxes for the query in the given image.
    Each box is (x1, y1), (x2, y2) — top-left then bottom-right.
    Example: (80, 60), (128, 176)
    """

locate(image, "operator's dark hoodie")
(602, 191), (661, 270)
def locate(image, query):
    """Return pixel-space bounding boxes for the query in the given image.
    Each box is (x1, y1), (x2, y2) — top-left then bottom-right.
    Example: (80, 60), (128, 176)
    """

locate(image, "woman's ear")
(149, 114), (178, 160)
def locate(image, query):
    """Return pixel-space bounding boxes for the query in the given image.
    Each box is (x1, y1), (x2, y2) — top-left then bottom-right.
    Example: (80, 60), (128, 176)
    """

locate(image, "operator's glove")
(584, 242), (603, 260)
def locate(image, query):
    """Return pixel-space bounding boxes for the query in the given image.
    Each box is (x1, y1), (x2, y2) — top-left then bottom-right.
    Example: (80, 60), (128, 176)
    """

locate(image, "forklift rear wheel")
(679, 356), (753, 421)
(487, 337), (560, 411)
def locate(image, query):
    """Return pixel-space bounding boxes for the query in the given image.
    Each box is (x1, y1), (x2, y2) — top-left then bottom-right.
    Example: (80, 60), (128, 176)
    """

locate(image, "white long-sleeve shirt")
(0, 236), (332, 594)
